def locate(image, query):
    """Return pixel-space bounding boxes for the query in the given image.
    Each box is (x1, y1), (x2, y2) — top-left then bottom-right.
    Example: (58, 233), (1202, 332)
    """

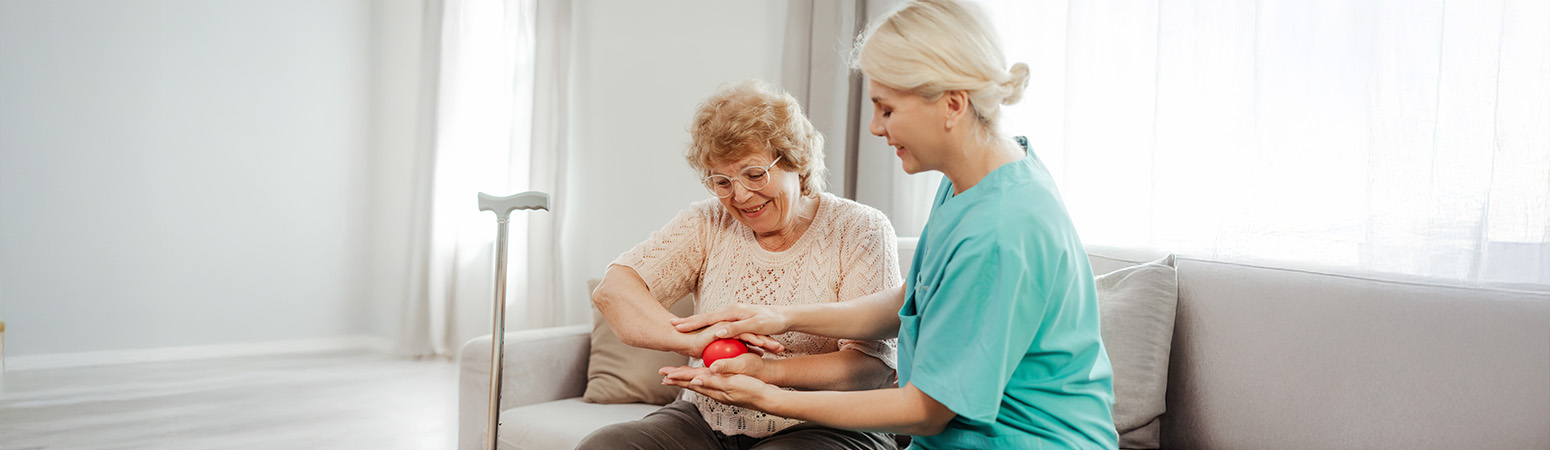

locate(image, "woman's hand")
(662, 369), (782, 412)
(672, 303), (792, 341)
(677, 326), (785, 358)
(661, 352), (770, 384)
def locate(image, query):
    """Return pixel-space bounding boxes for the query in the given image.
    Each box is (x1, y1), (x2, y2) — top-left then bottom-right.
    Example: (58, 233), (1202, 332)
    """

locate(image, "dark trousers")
(576, 400), (898, 450)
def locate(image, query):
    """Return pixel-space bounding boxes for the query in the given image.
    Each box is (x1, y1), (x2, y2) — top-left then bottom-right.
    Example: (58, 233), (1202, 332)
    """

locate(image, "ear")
(941, 90), (971, 131)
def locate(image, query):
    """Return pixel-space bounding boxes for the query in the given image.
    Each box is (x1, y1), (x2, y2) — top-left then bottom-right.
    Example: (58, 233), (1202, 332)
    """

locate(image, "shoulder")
(982, 159), (1070, 227)
(664, 198), (739, 238)
(680, 198), (730, 224)
(686, 197), (724, 216)
(955, 186), (1074, 260)
(818, 193), (892, 232)
(804, 194), (895, 258)
(813, 194), (897, 253)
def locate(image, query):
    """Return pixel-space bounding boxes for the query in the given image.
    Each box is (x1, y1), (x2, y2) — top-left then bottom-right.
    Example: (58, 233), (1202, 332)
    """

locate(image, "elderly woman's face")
(708, 151), (803, 236)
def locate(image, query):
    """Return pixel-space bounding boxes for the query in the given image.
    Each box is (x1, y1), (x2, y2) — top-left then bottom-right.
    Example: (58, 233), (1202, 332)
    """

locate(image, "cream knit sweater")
(612, 193), (901, 438)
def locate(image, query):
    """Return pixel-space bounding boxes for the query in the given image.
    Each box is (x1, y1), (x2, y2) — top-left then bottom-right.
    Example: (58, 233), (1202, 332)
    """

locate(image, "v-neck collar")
(942, 136), (1034, 205)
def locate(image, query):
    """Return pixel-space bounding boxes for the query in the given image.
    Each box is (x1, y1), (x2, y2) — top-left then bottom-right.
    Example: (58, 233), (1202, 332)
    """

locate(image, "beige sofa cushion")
(1095, 255), (1178, 449)
(582, 280), (693, 405)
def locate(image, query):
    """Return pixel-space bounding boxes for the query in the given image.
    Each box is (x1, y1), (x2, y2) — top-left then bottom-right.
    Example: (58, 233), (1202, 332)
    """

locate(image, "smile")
(741, 202), (769, 214)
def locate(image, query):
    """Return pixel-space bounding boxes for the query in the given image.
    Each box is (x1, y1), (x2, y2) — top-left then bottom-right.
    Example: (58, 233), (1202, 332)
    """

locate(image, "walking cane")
(477, 191), (550, 450)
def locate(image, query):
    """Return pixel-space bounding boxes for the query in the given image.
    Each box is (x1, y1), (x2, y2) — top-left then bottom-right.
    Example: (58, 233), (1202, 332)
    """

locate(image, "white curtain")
(783, 0), (868, 199)
(929, 0), (1549, 288)
(399, 0), (574, 357)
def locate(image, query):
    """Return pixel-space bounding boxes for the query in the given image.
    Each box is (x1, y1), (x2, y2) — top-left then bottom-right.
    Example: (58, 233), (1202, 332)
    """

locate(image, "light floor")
(0, 351), (459, 450)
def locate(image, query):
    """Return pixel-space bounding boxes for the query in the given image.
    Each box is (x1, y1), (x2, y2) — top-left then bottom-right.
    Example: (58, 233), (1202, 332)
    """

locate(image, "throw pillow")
(583, 279), (695, 405)
(1095, 255), (1179, 449)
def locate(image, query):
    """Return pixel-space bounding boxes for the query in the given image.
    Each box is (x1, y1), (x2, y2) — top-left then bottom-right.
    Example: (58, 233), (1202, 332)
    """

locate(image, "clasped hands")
(662, 304), (791, 410)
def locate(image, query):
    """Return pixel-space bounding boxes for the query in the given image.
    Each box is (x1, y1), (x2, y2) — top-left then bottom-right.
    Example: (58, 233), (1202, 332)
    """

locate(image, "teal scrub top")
(898, 137), (1118, 449)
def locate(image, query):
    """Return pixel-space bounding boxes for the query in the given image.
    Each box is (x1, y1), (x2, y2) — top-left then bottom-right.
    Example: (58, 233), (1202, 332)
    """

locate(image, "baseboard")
(5, 335), (393, 371)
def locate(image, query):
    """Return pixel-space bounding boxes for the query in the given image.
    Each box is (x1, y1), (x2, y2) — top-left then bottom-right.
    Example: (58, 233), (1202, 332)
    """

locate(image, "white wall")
(560, 0), (790, 314)
(365, 0), (430, 340)
(0, 0), (386, 356)
(0, 0), (791, 356)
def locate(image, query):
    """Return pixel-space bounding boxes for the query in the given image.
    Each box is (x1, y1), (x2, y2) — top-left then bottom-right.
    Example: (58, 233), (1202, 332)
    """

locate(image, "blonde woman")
(665, 1), (1118, 448)
(579, 79), (902, 449)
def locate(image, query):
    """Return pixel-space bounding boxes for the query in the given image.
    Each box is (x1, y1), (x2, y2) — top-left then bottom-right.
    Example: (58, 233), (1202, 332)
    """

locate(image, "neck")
(941, 135), (1022, 195)
(755, 195), (818, 251)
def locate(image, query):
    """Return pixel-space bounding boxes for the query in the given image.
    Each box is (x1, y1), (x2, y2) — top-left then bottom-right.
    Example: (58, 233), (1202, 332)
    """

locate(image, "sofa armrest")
(457, 324), (591, 450)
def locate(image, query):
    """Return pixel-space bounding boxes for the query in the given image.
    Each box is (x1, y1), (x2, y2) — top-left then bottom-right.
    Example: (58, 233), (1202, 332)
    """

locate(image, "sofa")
(458, 239), (1550, 449)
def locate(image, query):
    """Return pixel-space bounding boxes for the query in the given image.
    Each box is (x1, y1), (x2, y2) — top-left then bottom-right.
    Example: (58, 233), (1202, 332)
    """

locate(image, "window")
(956, 0), (1549, 287)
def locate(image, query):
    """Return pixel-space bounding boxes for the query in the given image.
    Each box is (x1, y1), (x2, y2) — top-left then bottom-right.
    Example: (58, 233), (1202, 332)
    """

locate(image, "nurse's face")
(867, 80), (952, 175)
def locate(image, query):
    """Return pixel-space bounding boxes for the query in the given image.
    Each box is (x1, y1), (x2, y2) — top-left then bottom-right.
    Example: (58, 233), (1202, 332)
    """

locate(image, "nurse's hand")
(660, 353), (769, 384)
(665, 371), (780, 412)
(676, 323), (784, 357)
(672, 304), (791, 343)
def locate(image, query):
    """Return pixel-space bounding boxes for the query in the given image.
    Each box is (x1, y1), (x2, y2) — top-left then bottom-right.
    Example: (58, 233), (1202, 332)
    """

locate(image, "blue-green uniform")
(898, 137), (1117, 449)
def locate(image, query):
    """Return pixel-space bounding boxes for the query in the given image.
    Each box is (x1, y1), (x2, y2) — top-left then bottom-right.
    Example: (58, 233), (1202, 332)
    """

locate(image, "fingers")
(662, 376), (696, 389)
(668, 316), (697, 331)
(660, 366), (709, 383)
(666, 374), (773, 411)
(672, 379), (720, 402)
(662, 372), (729, 395)
(735, 333), (785, 354)
(672, 309), (742, 333)
(711, 321), (760, 339)
(657, 365), (690, 377)
(691, 373), (741, 391)
(707, 352), (752, 375)
(660, 372), (725, 390)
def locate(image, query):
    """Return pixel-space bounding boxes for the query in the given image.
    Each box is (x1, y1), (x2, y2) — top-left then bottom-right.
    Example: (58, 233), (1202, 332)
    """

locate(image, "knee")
(752, 428), (897, 450)
(575, 423), (643, 450)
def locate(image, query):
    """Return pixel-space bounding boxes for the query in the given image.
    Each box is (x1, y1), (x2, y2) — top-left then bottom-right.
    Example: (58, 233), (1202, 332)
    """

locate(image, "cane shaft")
(484, 217), (510, 450)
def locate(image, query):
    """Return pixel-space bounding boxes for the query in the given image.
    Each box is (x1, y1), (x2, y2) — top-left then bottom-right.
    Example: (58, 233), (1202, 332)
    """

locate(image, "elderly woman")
(577, 80), (902, 450)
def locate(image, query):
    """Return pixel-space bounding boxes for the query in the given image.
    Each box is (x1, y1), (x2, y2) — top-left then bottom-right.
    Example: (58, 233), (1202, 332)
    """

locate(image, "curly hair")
(685, 80), (826, 197)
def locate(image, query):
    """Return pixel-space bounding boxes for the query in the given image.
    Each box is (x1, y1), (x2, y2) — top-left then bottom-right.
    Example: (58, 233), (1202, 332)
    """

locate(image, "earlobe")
(943, 91), (969, 132)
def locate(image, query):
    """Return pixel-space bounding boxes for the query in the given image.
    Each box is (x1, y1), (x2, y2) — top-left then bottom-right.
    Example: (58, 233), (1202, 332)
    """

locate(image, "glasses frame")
(702, 156), (783, 198)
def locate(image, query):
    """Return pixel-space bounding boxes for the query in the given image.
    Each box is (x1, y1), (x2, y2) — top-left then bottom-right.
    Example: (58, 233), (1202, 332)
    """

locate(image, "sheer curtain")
(783, 0), (868, 199)
(399, 0), (573, 357)
(882, 0), (1550, 289)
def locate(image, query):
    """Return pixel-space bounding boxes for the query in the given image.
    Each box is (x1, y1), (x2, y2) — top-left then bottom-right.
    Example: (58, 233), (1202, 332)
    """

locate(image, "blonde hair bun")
(1001, 62), (1030, 106)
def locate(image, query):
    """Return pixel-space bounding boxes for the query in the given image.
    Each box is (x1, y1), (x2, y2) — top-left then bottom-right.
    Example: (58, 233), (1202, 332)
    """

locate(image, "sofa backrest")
(928, 240), (1550, 448)
(1163, 258), (1550, 449)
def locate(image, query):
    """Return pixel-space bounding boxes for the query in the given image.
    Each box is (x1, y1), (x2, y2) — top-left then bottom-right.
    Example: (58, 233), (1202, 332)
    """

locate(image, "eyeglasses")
(702, 156), (782, 198)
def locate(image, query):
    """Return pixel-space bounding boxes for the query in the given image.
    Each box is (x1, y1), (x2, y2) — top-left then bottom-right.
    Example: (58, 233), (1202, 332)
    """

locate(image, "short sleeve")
(906, 238), (1047, 424)
(836, 208), (903, 369)
(609, 204), (712, 307)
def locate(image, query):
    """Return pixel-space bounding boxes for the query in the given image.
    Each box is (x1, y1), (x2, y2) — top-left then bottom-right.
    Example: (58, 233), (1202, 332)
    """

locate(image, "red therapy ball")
(701, 338), (749, 367)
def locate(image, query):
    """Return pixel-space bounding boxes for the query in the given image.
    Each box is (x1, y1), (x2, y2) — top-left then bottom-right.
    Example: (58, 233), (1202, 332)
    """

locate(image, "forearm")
(760, 349), (894, 391)
(592, 265), (695, 355)
(762, 383), (952, 436)
(785, 286), (904, 340)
